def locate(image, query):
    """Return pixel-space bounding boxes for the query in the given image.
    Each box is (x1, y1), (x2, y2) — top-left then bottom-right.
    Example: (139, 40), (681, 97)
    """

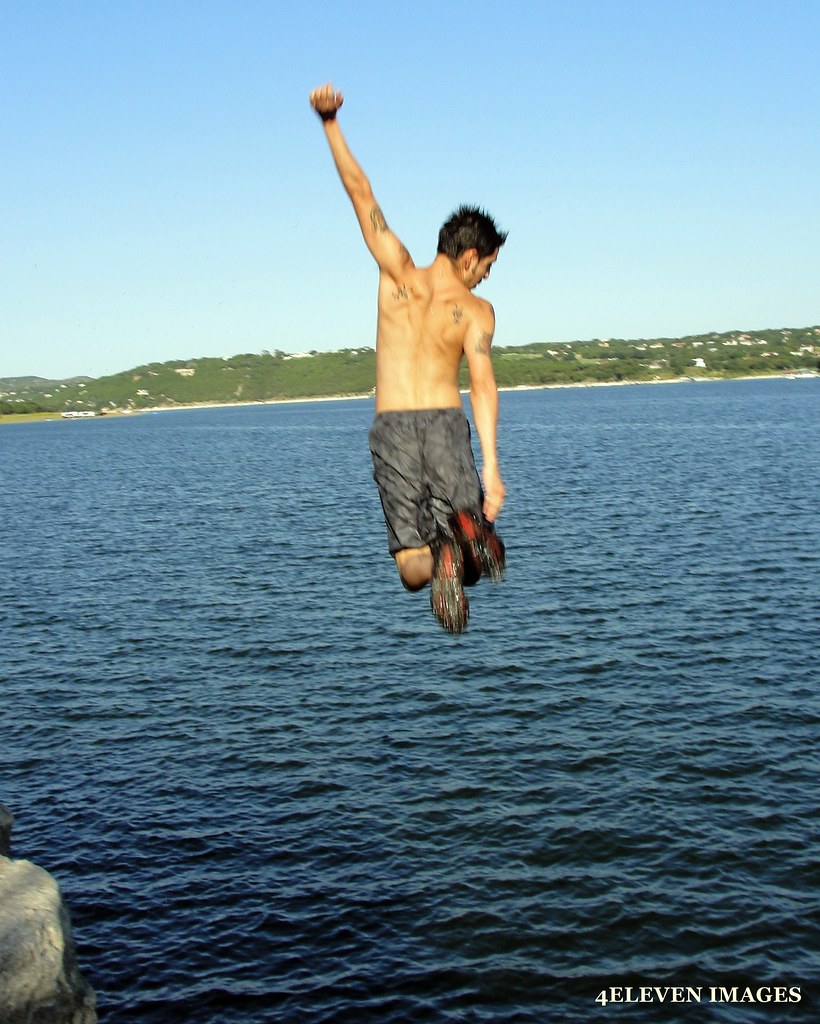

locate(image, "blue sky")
(2, 0), (818, 380)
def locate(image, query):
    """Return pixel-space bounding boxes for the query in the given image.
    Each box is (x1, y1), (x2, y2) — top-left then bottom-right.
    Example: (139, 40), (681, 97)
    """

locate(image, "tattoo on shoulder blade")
(474, 331), (492, 355)
(370, 206), (389, 233)
(392, 284), (409, 301)
(452, 305), (463, 324)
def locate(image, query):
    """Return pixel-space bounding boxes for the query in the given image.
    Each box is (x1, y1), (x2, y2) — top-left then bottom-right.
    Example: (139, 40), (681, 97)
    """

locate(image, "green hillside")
(2, 327), (818, 416)
(484, 325), (819, 389)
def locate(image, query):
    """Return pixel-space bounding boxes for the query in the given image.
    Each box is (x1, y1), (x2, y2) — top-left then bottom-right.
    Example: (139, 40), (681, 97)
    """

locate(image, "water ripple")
(2, 382), (818, 1022)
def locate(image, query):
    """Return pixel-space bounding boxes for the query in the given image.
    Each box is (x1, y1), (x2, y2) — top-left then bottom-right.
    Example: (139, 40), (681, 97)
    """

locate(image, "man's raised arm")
(310, 83), (412, 280)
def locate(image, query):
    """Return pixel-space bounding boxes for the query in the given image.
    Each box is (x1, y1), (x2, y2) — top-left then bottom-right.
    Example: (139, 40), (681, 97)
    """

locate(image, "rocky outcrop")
(0, 805), (97, 1024)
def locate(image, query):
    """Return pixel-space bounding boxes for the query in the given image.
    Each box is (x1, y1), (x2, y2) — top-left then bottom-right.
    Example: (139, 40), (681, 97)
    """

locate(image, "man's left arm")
(465, 308), (506, 522)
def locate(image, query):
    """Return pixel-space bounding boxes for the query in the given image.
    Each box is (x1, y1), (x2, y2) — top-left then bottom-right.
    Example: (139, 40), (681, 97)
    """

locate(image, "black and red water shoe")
(430, 536), (469, 634)
(449, 509), (506, 583)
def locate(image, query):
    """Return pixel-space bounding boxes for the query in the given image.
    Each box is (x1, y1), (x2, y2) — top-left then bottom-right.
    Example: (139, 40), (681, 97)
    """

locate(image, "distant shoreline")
(1, 372), (816, 424)
(138, 371), (820, 413)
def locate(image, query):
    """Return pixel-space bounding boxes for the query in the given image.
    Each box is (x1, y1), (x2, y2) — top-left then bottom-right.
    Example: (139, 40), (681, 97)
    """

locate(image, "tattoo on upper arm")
(452, 305), (463, 324)
(474, 331), (492, 355)
(370, 205), (389, 233)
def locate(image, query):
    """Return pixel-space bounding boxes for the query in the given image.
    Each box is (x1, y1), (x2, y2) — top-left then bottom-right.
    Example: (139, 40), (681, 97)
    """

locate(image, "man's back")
(374, 256), (494, 413)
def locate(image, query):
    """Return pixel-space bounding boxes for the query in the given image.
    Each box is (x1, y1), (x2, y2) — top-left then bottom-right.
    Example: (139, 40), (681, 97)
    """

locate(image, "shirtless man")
(310, 83), (507, 633)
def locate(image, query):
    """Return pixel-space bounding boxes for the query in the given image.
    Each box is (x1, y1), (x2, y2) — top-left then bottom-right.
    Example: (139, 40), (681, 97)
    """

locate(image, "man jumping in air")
(310, 83), (507, 633)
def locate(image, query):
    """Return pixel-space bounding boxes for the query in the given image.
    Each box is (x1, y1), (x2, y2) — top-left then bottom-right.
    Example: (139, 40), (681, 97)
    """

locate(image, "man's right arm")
(310, 83), (413, 281)
(464, 306), (506, 522)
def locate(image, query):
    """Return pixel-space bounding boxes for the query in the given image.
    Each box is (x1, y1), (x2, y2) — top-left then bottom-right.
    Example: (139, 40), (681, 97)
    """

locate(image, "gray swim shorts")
(369, 408), (484, 555)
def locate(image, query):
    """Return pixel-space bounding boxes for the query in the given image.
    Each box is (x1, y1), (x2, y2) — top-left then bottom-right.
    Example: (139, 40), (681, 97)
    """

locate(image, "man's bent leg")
(395, 546), (434, 591)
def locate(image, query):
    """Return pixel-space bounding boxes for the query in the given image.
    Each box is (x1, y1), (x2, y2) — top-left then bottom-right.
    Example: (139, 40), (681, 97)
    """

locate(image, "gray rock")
(0, 807), (97, 1024)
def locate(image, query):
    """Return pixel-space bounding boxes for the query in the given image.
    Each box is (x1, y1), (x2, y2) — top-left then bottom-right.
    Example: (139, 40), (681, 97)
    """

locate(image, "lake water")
(1, 379), (818, 1023)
